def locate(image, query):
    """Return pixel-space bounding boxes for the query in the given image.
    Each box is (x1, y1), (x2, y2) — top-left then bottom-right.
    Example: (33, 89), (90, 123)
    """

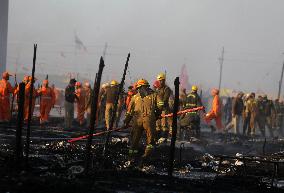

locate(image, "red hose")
(68, 106), (204, 143)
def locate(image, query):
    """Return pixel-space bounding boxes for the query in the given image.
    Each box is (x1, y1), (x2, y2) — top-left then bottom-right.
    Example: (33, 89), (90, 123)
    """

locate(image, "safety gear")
(157, 73), (166, 81)
(2, 72), (11, 80)
(110, 80), (119, 86)
(126, 89), (159, 157)
(191, 85), (198, 92)
(0, 78), (14, 121)
(205, 95), (223, 130)
(75, 82), (82, 87)
(24, 82), (38, 122)
(38, 86), (55, 124)
(136, 79), (149, 88)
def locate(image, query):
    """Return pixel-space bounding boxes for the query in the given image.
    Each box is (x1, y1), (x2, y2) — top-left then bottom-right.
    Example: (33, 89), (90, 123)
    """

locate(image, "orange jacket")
(0, 79), (14, 98)
(25, 83), (38, 103)
(208, 95), (221, 118)
(38, 86), (56, 106)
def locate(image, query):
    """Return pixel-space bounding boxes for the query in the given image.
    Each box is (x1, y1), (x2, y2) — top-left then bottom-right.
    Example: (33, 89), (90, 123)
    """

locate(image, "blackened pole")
(103, 53), (130, 156)
(15, 82), (25, 164)
(25, 44), (37, 166)
(168, 77), (180, 177)
(278, 60), (284, 99)
(85, 57), (105, 171)
(10, 74), (17, 122)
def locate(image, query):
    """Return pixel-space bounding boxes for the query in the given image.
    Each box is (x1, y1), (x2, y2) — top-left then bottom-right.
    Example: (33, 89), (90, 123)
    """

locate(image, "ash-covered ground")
(0, 117), (284, 193)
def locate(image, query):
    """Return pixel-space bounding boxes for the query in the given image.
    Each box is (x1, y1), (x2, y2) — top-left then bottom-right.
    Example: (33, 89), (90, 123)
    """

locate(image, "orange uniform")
(38, 84), (55, 124)
(24, 82), (38, 122)
(205, 92), (223, 130)
(0, 78), (14, 121)
(75, 84), (86, 125)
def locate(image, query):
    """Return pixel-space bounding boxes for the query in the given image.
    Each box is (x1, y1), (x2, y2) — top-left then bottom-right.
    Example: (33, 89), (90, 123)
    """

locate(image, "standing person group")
(64, 79), (93, 129)
(0, 71), (56, 124)
(225, 92), (284, 138)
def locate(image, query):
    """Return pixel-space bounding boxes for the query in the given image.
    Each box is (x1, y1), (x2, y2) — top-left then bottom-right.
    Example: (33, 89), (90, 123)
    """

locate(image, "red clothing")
(205, 95), (223, 130)
(38, 86), (55, 123)
(125, 90), (136, 111)
(0, 79), (14, 121)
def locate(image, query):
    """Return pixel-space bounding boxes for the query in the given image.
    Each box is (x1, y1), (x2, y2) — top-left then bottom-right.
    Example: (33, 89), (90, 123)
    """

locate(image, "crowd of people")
(223, 92), (284, 138)
(1, 70), (284, 157)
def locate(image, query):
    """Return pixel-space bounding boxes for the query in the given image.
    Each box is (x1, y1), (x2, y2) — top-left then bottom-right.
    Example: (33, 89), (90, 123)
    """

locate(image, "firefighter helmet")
(136, 79), (149, 88)
(157, 73), (166, 81)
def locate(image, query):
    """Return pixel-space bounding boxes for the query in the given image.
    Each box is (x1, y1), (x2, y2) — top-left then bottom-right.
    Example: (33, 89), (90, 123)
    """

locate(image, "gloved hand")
(124, 115), (132, 127)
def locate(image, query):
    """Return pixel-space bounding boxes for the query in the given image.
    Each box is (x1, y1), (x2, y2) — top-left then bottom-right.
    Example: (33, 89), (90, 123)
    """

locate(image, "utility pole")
(102, 42), (108, 60)
(218, 47), (224, 90)
(278, 56), (284, 99)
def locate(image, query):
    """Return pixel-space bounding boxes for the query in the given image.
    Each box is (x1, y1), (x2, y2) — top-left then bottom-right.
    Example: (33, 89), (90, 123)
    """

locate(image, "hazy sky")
(6, 0), (284, 96)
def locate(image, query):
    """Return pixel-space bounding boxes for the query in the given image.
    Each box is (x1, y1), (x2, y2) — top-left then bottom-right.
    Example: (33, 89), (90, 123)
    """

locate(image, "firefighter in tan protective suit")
(155, 73), (173, 139)
(124, 79), (161, 158)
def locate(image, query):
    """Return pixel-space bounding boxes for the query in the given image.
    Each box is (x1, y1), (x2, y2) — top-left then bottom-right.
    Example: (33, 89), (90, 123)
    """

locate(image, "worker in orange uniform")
(75, 82), (86, 126)
(24, 76), (38, 122)
(205, 88), (223, 131)
(37, 79), (55, 124)
(0, 72), (15, 122)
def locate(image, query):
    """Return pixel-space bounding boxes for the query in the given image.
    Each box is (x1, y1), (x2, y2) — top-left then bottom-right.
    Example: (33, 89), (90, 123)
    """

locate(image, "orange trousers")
(40, 100), (52, 123)
(205, 113), (223, 130)
(0, 97), (11, 121)
(24, 100), (35, 122)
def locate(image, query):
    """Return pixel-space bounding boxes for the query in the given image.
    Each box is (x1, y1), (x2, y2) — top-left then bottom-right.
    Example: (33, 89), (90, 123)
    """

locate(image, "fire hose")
(68, 106), (205, 143)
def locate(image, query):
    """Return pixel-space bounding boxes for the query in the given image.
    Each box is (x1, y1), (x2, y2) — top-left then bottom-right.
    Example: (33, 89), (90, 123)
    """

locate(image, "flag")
(180, 64), (190, 90)
(75, 33), (87, 52)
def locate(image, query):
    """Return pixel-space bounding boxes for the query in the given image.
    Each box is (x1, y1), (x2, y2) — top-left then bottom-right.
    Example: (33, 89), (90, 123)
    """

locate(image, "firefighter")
(205, 88), (223, 131)
(124, 79), (160, 158)
(84, 82), (93, 126)
(180, 85), (203, 138)
(98, 83), (109, 124)
(0, 72), (14, 122)
(75, 82), (86, 126)
(37, 79), (55, 124)
(104, 80), (121, 130)
(24, 76), (38, 122)
(155, 73), (172, 139)
(245, 93), (258, 136)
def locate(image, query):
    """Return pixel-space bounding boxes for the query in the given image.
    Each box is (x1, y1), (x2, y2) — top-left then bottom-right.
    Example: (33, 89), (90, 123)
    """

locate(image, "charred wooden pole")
(25, 44), (37, 166)
(10, 73), (17, 122)
(15, 82), (25, 164)
(103, 53), (130, 156)
(168, 77), (180, 177)
(85, 57), (105, 171)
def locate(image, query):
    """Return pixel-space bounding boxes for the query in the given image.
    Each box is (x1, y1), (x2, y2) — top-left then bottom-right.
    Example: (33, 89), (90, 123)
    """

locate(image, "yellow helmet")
(192, 85), (198, 91)
(157, 73), (166, 81)
(110, 80), (119, 86)
(136, 79), (149, 88)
